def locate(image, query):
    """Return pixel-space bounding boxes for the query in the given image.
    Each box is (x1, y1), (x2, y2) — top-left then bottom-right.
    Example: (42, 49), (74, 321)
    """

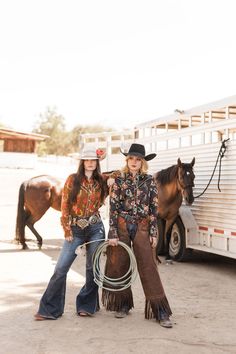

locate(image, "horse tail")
(15, 182), (27, 246)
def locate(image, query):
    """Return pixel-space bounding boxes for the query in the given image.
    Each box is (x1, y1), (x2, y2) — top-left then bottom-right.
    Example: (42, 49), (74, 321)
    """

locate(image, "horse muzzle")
(182, 186), (194, 205)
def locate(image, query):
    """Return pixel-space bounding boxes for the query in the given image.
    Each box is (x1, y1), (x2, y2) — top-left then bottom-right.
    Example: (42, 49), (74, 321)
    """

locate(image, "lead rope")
(194, 138), (230, 199)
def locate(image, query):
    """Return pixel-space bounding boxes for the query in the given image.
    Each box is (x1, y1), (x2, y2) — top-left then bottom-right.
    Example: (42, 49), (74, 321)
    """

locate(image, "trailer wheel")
(169, 216), (191, 261)
(156, 218), (165, 256)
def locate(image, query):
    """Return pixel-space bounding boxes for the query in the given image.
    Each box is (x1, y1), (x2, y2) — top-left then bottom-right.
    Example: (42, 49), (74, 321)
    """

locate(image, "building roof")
(0, 128), (49, 141)
(135, 94), (236, 129)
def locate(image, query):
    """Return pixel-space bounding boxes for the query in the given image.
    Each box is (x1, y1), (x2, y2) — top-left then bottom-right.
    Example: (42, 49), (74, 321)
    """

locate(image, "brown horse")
(15, 175), (64, 249)
(153, 157), (195, 261)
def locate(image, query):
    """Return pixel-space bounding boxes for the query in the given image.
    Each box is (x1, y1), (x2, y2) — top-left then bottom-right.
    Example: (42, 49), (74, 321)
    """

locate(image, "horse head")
(177, 157), (195, 205)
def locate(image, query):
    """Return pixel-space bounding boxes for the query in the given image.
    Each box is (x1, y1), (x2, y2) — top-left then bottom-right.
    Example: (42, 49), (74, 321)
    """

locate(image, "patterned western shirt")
(108, 172), (158, 239)
(60, 174), (107, 236)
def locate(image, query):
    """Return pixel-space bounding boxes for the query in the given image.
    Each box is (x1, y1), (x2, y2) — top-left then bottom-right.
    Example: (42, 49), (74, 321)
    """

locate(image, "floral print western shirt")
(60, 174), (107, 237)
(108, 172), (158, 239)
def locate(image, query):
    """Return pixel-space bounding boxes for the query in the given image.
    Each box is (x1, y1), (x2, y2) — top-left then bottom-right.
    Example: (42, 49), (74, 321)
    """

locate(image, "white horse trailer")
(81, 95), (236, 260)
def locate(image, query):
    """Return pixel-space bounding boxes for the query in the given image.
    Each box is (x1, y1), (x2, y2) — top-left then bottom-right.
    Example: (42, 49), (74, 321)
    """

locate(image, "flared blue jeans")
(37, 221), (105, 319)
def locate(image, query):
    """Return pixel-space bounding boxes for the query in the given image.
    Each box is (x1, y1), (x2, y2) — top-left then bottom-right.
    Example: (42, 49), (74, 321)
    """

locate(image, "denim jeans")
(37, 221), (105, 319)
(126, 223), (138, 241)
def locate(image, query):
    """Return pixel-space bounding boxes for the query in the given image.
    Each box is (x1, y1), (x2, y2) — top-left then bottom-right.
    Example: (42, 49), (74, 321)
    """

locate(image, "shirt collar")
(126, 172), (145, 181)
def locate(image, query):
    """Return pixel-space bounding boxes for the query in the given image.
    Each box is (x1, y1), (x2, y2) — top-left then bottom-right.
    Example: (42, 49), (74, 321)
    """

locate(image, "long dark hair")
(69, 159), (106, 204)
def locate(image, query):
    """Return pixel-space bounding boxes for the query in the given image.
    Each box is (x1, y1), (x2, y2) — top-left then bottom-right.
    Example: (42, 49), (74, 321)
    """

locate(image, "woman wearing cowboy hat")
(35, 148), (108, 320)
(102, 143), (173, 328)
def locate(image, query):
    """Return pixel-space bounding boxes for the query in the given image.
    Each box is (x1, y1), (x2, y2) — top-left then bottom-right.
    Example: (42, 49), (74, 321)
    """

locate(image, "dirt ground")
(0, 165), (236, 354)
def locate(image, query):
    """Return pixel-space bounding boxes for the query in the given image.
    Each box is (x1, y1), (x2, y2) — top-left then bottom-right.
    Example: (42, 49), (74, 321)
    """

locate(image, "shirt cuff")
(108, 227), (119, 239)
(149, 225), (158, 238)
(60, 216), (71, 236)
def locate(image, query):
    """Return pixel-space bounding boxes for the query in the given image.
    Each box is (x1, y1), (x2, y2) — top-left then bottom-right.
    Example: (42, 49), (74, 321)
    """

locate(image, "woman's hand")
(65, 235), (73, 242)
(149, 236), (157, 248)
(108, 238), (119, 246)
(107, 177), (115, 187)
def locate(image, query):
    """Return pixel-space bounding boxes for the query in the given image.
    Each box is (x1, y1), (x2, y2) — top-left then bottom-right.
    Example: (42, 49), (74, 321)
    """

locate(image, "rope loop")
(92, 240), (138, 291)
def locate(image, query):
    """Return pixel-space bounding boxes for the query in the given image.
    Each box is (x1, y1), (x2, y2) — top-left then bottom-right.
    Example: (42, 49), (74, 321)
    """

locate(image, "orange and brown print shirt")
(60, 174), (106, 236)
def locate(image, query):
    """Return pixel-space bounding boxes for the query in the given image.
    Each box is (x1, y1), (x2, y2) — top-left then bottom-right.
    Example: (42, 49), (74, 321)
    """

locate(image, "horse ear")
(177, 158), (182, 167)
(191, 157), (195, 166)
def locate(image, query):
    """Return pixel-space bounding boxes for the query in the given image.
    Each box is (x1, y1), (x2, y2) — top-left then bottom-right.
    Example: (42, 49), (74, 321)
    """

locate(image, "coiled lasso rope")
(76, 239), (138, 291)
(93, 240), (138, 291)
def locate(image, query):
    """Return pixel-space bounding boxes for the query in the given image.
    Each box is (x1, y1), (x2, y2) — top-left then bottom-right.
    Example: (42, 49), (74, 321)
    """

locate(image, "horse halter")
(177, 165), (195, 192)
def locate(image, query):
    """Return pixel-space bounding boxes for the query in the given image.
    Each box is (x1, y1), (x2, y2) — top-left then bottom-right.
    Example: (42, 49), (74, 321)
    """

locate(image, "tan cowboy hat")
(78, 148), (106, 160)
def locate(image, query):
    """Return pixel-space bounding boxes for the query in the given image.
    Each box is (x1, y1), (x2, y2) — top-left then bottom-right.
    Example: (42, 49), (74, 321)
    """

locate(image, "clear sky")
(0, 0), (236, 133)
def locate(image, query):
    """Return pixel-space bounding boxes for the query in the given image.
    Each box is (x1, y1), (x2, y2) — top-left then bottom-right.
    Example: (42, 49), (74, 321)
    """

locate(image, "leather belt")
(118, 214), (148, 225)
(69, 214), (101, 229)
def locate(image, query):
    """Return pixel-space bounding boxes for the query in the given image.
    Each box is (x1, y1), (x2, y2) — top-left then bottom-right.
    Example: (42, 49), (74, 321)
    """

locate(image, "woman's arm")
(108, 180), (121, 240)
(149, 178), (158, 238)
(60, 174), (74, 237)
(102, 170), (121, 195)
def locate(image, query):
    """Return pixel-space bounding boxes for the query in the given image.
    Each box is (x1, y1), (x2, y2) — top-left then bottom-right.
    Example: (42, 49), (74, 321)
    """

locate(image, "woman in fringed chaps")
(102, 143), (173, 328)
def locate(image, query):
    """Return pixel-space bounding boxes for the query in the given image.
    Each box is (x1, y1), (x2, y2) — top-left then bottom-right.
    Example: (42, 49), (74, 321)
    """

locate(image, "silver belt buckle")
(89, 215), (98, 224)
(76, 218), (89, 229)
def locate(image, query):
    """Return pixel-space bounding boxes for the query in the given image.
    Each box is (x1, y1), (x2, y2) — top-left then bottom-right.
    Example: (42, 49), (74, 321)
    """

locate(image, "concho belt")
(69, 214), (101, 229)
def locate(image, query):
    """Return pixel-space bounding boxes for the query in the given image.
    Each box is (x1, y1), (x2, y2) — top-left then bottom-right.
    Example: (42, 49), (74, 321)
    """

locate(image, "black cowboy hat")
(121, 143), (156, 161)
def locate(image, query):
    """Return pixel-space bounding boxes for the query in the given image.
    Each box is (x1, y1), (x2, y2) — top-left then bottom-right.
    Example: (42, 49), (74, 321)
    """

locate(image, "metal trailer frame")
(81, 95), (236, 260)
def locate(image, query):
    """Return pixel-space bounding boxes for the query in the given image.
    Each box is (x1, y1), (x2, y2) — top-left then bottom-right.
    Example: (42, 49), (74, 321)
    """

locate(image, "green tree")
(33, 107), (71, 156)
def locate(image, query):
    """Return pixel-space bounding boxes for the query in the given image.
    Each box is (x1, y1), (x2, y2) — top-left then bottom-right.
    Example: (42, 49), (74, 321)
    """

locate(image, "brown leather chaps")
(102, 217), (172, 320)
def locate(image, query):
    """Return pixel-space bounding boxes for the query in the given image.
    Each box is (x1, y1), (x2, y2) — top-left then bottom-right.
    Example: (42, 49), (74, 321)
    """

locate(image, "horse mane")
(154, 164), (178, 185)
